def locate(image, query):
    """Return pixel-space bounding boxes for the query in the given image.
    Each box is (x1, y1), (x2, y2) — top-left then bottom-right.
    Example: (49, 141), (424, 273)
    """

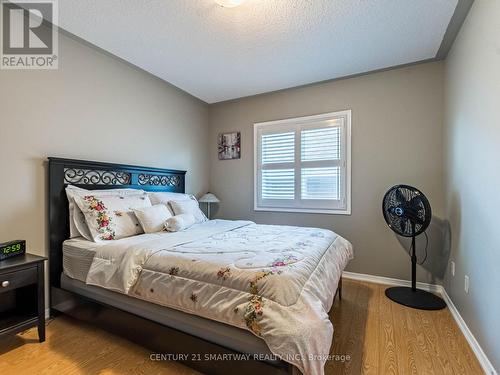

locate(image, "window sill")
(254, 206), (351, 215)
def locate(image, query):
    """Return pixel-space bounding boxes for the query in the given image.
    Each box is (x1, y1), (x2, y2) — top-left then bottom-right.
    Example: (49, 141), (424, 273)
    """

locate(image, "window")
(254, 110), (351, 214)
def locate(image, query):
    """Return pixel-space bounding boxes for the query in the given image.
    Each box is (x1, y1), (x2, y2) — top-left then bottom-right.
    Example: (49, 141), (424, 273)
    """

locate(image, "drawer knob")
(1, 280), (9, 288)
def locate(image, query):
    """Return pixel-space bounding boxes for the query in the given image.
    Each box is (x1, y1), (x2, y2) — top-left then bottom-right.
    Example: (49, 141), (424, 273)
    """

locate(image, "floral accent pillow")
(74, 193), (152, 241)
(66, 185), (146, 239)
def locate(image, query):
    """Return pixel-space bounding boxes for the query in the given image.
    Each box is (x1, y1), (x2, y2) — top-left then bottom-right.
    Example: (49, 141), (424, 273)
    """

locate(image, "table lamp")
(199, 192), (220, 219)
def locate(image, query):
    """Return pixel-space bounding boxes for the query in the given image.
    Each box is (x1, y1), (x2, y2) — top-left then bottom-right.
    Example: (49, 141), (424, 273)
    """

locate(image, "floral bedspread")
(86, 220), (353, 375)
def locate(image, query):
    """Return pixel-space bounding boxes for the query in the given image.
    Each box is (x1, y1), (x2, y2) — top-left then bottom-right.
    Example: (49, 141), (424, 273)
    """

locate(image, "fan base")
(385, 286), (446, 310)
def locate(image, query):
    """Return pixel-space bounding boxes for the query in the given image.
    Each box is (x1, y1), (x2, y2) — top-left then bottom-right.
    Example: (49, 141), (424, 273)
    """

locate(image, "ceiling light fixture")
(215, 0), (246, 8)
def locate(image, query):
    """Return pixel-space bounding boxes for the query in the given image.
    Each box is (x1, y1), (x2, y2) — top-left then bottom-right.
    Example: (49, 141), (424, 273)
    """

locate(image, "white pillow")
(74, 194), (152, 241)
(73, 208), (92, 241)
(66, 188), (85, 239)
(133, 204), (172, 234)
(66, 186), (145, 239)
(148, 192), (193, 206)
(165, 213), (196, 232)
(168, 199), (207, 223)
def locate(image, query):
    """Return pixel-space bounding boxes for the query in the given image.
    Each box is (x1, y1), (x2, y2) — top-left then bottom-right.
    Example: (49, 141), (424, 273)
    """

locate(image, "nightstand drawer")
(0, 267), (37, 293)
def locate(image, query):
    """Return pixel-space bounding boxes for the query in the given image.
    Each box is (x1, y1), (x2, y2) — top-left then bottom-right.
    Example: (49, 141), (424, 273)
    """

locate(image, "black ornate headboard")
(48, 157), (186, 288)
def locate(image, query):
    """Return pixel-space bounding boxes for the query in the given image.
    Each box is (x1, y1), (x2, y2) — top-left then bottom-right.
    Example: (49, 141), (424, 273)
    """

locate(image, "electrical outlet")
(464, 275), (469, 294)
(451, 261), (455, 276)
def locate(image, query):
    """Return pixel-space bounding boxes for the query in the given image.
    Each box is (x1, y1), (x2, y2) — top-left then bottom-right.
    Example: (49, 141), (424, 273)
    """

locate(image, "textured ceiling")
(57, 0), (458, 103)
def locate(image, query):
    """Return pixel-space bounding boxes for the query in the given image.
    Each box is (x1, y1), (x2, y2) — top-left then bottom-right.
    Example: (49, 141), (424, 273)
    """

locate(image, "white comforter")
(86, 220), (353, 375)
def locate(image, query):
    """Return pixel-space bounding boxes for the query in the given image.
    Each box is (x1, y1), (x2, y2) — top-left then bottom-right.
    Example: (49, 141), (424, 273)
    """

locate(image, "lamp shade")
(199, 193), (220, 203)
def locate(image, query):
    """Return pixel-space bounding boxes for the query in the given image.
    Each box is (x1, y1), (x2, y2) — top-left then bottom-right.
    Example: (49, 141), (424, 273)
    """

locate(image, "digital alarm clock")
(0, 240), (26, 261)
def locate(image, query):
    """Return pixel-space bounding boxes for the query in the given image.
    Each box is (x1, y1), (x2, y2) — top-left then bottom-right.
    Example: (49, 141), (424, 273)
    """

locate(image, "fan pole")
(411, 226), (417, 292)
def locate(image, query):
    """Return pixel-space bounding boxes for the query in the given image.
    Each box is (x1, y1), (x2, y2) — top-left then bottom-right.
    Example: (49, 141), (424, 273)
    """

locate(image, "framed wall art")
(218, 132), (241, 160)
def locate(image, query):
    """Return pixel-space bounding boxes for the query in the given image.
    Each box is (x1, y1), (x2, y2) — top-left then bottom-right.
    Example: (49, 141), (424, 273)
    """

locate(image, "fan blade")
(399, 217), (407, 234)
(396, 188), (407, 203)
(414, 216), (426, 225)
(410, 195), (423, 208)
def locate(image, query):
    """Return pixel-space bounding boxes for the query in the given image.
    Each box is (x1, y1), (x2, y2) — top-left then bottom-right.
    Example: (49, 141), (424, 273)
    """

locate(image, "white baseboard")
(440, 288), (497, 375)
(342, 271), (497, 375)
(342, 271), (442, 293)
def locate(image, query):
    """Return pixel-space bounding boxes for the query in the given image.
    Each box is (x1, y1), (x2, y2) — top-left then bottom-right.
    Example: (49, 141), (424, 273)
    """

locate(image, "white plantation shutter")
(255, 110), (351, 214)
(301, 127), (340, 161)
(261, 132), (295, 164)
(301, 167), (340, 200)
(260, 132), (296, 200)
(262, 169), (295, 199)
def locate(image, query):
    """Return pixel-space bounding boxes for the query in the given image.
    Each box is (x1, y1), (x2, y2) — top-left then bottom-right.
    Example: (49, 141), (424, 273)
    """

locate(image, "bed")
(48, 157), (353, 375)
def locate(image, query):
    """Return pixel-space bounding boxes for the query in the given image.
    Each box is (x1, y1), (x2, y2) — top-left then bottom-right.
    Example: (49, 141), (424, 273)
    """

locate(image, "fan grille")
(382, 185), (431, 237)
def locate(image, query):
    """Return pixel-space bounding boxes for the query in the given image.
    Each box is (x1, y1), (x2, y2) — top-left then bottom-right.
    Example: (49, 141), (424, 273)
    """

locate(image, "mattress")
(63, 237), (98, 282)
(63, 232), (176, 281)
(63, 231), (182, 281)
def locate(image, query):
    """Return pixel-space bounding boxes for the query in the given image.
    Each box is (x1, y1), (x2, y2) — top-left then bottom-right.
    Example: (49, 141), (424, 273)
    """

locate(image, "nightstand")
(0, 254), (47, 342)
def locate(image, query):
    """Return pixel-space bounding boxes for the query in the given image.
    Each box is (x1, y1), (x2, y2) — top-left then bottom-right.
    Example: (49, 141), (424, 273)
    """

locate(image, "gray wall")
(443, 0), (500, 370)
(0, 32), (209, 285)
(208, 62), (445, 283)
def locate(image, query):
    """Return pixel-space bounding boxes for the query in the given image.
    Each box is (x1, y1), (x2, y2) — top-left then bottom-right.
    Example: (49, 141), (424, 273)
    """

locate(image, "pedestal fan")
(382, 184), (446, 310)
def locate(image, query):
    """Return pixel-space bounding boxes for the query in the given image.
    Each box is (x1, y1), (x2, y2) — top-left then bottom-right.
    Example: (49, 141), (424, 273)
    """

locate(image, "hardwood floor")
(0, 279), (483, 375)
(327, 279), (483, 375)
